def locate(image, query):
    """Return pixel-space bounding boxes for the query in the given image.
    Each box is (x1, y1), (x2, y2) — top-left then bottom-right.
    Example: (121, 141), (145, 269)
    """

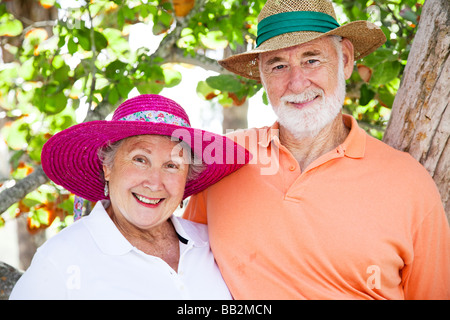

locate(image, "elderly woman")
(10, 94), (250, 299)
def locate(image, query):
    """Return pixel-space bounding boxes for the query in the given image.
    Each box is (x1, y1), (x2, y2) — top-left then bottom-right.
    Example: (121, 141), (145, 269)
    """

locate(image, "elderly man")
(184, 0), (450, 299)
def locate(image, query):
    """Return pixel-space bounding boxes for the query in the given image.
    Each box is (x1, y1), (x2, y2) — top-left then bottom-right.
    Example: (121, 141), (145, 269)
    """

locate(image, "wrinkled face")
(103, 135), (189, 230)
(259, 36), (354, 138)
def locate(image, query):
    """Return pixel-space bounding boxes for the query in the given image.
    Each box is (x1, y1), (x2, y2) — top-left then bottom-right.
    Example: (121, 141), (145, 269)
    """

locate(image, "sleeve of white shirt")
(9, 250), (67, 300)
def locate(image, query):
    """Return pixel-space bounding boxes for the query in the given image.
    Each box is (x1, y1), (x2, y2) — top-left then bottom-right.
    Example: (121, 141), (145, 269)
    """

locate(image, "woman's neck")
(106, 204), (180, 272)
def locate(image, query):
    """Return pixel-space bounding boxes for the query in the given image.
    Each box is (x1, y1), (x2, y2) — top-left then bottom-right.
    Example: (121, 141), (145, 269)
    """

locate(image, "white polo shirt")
(10, 201), (232, 300)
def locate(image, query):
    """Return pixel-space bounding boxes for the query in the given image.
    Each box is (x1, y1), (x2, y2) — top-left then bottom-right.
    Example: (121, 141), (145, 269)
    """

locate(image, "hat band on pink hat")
(119, 110), (190, 128)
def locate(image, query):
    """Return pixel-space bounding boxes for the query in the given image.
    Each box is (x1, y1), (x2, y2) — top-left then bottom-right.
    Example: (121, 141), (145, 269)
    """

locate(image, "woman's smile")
(132, 192), (165, 207)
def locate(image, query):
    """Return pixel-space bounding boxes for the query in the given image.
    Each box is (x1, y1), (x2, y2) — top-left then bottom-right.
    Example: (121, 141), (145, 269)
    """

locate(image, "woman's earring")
(180, 200), (184, 209)
(104, 182), (109, 197)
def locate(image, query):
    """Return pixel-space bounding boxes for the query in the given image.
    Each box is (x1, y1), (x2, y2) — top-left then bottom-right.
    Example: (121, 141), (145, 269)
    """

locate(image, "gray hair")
(98, 136), (206, 182)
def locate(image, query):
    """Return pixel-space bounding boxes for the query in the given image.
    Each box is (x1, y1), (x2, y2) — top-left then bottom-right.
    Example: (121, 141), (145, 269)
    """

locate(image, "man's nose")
(287, 65), (312, 93)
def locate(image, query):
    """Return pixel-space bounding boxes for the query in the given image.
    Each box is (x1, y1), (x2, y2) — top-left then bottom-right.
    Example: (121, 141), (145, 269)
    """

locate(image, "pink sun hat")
(41, 94), (252, 201)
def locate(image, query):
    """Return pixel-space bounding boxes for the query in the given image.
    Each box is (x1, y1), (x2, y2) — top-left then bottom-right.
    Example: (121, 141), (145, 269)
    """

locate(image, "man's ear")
(341, 38), (355, 79)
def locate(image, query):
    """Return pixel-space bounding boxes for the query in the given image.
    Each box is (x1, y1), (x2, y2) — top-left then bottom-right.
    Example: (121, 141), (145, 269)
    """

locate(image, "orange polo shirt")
(184, 115), (450, 299)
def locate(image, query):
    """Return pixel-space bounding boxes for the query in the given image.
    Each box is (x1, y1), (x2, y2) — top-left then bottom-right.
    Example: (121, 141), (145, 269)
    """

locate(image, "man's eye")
(306, 59), (319, 65)
(273, 64), (286, 71)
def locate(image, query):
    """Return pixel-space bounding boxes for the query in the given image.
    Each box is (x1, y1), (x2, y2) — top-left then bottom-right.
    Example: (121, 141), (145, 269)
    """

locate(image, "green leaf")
(53, 64), (70, 83)
(361, 48), (398, 67)
(136, 82), (164, 95)
(377, 85), (395, 108)
(105, 60), (128, 80)
(359, 84), (375, 106)
(2, 120), (29, 150)
(117, 9), (125, 29)
(51, 55), (65, 69)
(58, 197), (74, 215)
(42, 91), (68, 115)
(399, 7), (417, 24)
(158, 10), (173, 27)
(108, 86), (120, 105)
(117, 78), (134, 98)
(0, 14), (23, 37)
(19, 58), (36, 81)
(196, 81), (218, 100)
(76, 29), (91, 51)
(94, 31), (108, 51)
(163, 69), (182, 88)
(103, 28), (129, 54)
(370, 61), (402, 86)
(39, 0), (55, 8)
(199, 31), (228, 49)
(28, 134), (46, 163)
(67, 37), (78, 54)
(206, 75), (244, 93)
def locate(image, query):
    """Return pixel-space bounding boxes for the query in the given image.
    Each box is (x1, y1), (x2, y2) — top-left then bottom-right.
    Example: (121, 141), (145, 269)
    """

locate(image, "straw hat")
(41, 94), (251, 201)
(219, 0), (386, 81)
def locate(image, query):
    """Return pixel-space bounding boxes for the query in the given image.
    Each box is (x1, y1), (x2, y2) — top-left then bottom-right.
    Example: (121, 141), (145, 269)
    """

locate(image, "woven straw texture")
(41, 94), (251, 201)
(219, 0), (386, 80)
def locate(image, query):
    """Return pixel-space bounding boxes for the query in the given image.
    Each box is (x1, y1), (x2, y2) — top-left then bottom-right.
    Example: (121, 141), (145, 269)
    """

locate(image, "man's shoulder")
(225, 125), (270, 138)
(365, 134), (424, 167)
(224, 124), (276, 151)
(365, 134), (440, 196)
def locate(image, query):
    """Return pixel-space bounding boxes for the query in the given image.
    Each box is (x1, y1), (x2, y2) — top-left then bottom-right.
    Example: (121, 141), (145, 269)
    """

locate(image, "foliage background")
(0, 0), (423, 235)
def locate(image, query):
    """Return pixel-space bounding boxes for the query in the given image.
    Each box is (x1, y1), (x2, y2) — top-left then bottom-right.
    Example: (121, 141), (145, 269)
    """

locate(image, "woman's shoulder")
(36, 217), (91, 259)
(171, 216), (209, 245)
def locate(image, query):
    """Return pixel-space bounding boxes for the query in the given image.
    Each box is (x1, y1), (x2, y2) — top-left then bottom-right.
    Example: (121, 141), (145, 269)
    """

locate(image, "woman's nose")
(142, 168), (164, 192)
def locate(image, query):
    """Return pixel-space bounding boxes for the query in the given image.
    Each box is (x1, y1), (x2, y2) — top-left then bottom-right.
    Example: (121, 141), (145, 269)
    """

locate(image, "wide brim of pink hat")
(41, 120), (251, 201)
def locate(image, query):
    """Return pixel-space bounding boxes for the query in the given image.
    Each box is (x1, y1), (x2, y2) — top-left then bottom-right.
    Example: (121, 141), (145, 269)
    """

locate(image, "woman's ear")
(103, 165), (111, 181)
(341, 38), (355, 80)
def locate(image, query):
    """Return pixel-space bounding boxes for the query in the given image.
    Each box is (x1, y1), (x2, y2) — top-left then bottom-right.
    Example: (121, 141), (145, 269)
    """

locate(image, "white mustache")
(280, 89), (324, 105)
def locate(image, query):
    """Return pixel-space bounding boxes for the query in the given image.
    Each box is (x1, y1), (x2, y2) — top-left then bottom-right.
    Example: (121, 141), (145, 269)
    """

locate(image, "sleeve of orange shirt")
(402, 201), (450, 299)
(184, 191), (208, 225)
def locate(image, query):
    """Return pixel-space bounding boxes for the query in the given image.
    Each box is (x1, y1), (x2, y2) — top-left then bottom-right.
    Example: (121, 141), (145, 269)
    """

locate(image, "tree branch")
(152, 0), (207, 59)
(167, 47), (230, 74)
(0, 166), (49, 214)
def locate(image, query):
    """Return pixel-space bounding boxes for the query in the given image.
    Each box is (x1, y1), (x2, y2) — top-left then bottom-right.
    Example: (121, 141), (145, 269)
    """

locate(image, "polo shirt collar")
(259, 114), (366, 158)
(170, 215), (208, 248)
(340, 114), (366, 158)
(83, 201), (207, 256)
(258, 121), (280, 148)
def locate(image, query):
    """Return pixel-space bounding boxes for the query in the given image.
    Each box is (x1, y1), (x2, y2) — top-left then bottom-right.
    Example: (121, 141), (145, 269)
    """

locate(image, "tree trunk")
(1, 0), (57, 63)
(0, 261), (23, 300)
(383, 0), (450, 220)
(222, 101), (249, 133)
(221, 44), (249, 132)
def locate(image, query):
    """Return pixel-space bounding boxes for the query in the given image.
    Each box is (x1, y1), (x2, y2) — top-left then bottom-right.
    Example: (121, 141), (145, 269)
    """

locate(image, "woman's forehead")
(120, 135), (189, 159)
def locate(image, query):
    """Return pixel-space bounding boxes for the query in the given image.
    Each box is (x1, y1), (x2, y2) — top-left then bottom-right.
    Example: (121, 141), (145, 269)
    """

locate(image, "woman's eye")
(133, 156), (147, 164)
(166, 163), (179, 170)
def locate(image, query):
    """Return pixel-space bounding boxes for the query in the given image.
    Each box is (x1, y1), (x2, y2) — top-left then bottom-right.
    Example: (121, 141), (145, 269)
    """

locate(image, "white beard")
(273, 62), (346, 140)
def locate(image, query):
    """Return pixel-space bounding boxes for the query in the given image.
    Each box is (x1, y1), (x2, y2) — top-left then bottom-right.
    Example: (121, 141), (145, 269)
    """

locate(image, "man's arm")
(402, 202), (450, 299)
(183, 190), (208, 224)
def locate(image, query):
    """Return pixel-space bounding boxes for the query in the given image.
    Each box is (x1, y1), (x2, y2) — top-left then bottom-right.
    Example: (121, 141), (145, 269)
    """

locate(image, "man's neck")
(279, 113), (350, 172)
